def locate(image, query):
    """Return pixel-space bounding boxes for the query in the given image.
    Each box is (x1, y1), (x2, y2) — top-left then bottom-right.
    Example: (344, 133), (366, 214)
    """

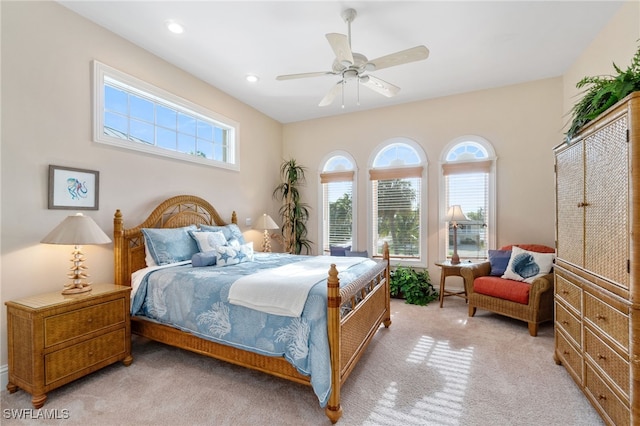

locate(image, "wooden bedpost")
(383, 241), (392, 328)
(325, 264), (342, 423)
(113, 209), (124, 287)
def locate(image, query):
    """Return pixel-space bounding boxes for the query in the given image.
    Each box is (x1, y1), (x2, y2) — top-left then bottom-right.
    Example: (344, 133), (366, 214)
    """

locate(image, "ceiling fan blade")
(319, 82), (343, 107)
(276, 71), (333, 81)
(326, 33), (354, 66)
(367, 45), (429, 71)
(360, 75), (400, 98)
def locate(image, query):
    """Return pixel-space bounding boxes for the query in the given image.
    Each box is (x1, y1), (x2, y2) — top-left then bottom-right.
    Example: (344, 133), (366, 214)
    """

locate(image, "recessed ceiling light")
(165, 20), (184, 34)
(246, 74), (259, 83)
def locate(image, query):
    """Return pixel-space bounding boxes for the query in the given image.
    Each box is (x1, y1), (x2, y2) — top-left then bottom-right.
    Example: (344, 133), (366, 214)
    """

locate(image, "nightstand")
(434, 260), (475, 308)
(5, 283), (132, 408)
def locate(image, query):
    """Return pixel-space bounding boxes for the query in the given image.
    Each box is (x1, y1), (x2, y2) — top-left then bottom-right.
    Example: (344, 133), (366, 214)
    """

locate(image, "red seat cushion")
(500, 244), (555, 254)
(473, 276), (531, 304)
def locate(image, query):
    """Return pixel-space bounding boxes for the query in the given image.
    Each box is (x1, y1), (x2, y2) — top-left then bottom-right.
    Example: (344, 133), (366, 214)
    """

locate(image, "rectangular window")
(93, 61), (239, 171)
(321, 171), (354, 253)
(445, 172), (489, 260)
(371, 175), (422, 259)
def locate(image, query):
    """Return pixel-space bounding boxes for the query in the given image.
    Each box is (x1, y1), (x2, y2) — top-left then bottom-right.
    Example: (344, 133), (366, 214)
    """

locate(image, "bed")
(113, 195), (391, 423)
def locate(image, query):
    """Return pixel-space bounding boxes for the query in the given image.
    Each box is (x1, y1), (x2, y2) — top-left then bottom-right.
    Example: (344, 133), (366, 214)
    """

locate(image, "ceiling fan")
(276, 8), (429, 107)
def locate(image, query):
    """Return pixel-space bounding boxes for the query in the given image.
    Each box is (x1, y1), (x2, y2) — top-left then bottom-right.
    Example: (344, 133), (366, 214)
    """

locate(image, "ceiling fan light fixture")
(276, 7), (429, 108)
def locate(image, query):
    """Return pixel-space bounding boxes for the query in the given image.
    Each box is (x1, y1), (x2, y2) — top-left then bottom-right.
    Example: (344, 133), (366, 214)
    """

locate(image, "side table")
(5, 283), (132, 408)
(434, 260), (474, 308)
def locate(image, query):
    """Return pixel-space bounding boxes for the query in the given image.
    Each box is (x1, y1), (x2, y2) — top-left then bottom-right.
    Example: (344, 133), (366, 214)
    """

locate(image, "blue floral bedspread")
(131, 252), (379, 407)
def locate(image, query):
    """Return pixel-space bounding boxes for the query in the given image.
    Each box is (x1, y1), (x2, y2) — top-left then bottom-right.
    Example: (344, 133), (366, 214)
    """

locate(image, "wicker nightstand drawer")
(585, 327), (629, 398)
(585, 363), (630, 426)
(555, 329), (583, 383)
(555, 273), (582, 313)
(45, 329), (126, 384)
(584, 292), (629, 350)
(44, 299), (126, 347)
(556, 302), (581, 346)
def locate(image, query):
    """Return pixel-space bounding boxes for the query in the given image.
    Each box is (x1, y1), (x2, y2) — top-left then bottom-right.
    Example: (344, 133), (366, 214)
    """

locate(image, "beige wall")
(283, 77), (564, 266)
(0, 1), (283, 368)
(1, 0), (638, 383)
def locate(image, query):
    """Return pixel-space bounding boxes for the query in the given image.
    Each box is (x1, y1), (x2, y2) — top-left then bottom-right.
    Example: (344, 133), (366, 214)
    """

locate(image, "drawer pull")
(561, 320), (569, 325)
(597, 353), (607, 361)
(563, 350), (570, 355)
(88, 351), (94, 356)
(597, 394), (607, 401)
(596, 314), (606, 321)
(561, 289), (570, 295)
(87, 318), (93, 323)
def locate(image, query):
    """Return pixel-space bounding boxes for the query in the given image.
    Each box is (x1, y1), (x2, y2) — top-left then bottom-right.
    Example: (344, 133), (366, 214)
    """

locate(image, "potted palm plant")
(273, 158), (312, 254)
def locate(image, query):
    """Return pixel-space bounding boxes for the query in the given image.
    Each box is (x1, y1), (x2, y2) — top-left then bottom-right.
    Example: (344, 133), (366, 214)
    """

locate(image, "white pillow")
(145, 244), (157, 267)
(502, 246), (555, 283)
(189, 230), (228, 252)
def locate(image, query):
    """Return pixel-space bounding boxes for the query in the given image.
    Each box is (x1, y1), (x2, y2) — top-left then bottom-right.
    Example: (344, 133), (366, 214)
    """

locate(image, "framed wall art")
(48, 165), (100, 210)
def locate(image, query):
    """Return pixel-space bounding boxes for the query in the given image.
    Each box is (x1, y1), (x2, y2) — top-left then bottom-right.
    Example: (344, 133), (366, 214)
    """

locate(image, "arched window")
(319, 153), (356, 254)
(370, 139), (427, 263)
(440, 136), (496, 261)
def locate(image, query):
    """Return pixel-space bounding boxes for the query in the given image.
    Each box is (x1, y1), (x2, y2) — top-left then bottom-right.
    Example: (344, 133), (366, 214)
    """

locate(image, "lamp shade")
(254, 213), (279, 230)
(445, 205), (468, 224)
(41, 213), (111, 245)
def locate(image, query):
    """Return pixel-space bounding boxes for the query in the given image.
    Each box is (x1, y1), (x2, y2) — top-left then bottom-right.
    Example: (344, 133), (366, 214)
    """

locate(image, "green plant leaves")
(390, 266), (438, 306)
(566, 44), (640, 141)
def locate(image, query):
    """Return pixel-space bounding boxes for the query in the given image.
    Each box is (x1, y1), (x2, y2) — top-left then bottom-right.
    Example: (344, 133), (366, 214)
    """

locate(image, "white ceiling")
(58, 1), (623, 124)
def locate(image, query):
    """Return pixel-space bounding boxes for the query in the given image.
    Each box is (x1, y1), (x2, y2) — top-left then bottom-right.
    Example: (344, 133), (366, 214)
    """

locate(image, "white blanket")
(228, 256), (367, 317)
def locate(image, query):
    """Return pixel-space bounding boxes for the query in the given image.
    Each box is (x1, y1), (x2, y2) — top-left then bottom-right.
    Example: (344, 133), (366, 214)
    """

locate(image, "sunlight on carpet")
(364, 335), (473, 426)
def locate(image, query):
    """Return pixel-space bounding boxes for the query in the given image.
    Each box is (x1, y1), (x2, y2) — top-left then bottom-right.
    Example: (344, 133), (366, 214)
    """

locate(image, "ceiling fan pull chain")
(341, 80), (345, 109)
(357, 79), (360, 106)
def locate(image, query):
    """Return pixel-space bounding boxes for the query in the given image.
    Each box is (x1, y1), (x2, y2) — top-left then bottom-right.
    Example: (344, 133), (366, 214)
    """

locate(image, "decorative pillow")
(200, 224), (246, 244)
(502, 246), (555, 283)
(345, 250), (368, 258)
(488, 249), (512, 276)
(141, 225), (199, 266)
(330, 245), (351, 256)
(189, 230), (227, 252)
(191, 251), (217, 267)
(215, 242), (254, 267)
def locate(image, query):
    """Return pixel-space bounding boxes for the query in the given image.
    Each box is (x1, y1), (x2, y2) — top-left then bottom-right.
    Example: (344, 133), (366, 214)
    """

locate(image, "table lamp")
(254, 213), (279, 252)
(41, 213), (112, 294)
(446, 205), (468, 265)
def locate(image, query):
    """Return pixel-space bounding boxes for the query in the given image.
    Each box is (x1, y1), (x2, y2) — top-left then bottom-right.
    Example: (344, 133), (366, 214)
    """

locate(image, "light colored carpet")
(1, 297), (603, 425)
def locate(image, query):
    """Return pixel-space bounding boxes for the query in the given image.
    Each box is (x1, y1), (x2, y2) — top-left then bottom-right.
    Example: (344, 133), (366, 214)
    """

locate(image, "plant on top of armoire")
(566, 44), (640, 142)
(273, 158), (312, 255)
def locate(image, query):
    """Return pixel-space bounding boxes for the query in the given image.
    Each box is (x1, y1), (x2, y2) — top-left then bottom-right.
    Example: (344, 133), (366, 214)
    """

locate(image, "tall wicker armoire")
(554, 92), (639, 426)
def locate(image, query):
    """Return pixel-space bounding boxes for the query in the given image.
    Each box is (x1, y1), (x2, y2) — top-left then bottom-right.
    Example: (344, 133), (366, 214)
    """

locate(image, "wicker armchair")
(459, 245), (555, 336)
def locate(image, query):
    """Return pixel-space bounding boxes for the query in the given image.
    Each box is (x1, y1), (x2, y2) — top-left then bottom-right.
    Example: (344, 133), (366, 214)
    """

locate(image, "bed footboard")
(325, 243), (391, 423)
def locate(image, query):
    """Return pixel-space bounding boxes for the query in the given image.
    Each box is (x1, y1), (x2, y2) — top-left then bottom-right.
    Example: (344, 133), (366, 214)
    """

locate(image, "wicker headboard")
(113, 195), (237, 286)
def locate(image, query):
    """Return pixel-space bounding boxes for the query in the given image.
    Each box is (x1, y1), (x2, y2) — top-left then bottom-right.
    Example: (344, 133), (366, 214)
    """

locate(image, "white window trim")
(367, 138), (428, 268)
(438, 135), (497, 260)
(92, 60), (240, 171)
(317, 151), (358, 254)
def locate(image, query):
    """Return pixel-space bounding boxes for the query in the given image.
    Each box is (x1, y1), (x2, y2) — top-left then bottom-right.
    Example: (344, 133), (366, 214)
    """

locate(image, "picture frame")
(48, 165), (99, 210)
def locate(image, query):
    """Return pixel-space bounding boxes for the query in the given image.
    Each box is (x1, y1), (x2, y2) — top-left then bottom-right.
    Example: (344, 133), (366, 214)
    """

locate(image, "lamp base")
(62, 283), (92, 295)
(262, 230), (272, 253)
(450, 253), (461, 265)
